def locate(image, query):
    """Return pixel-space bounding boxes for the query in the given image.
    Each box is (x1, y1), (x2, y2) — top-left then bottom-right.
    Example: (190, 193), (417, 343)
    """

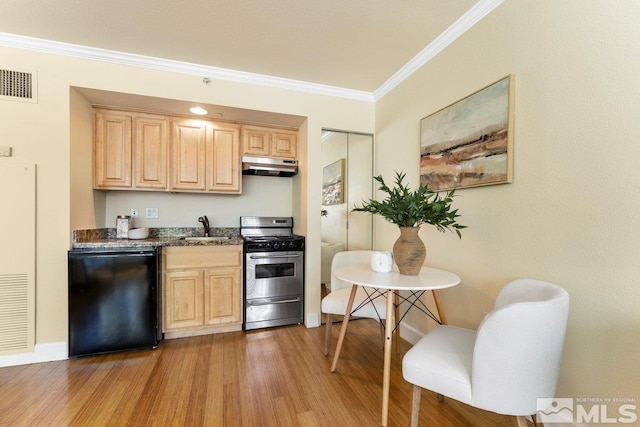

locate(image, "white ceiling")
(1, 0), (485, 94)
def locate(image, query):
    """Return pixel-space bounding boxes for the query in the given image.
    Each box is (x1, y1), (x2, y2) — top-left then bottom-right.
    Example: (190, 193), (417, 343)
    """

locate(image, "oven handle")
(248, 297), (301, 306)
(249, 254), (301, 259)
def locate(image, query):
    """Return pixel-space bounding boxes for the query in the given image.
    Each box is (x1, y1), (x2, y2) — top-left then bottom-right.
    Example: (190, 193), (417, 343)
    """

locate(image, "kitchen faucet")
(198, 215), (210, 237)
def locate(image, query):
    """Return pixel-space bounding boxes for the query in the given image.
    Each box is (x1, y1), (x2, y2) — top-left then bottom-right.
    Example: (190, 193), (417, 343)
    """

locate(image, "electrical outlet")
(130, 208), (139, 218)
(145, 207), (159, 219)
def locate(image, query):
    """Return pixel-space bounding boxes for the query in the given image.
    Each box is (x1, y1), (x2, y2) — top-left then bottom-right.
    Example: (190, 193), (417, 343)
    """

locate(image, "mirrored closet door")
(320, 129), (374, 287)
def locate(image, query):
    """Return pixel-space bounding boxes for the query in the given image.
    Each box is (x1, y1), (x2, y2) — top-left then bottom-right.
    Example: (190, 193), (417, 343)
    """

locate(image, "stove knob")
(288, 241), (295, 248)
(273, 242), (280, 250)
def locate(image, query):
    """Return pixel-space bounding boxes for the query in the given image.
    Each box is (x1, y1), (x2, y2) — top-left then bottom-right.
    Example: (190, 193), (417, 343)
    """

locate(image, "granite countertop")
(72, 227), (243, 249)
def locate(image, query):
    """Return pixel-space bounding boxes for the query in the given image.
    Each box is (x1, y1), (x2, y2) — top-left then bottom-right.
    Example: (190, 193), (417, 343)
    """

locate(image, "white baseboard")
(0, 342), (67, 367)
(399, 321), (424, 345)
(306, 312), (321, 328)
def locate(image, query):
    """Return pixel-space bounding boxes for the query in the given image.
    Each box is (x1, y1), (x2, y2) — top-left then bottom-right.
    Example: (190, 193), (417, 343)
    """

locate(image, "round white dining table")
(330, 264), (461, 427)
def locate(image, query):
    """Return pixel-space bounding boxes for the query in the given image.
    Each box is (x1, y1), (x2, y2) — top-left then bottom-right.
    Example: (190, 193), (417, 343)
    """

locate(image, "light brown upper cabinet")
(169, 119), (242, 193)
(241, 125), (297, 159)
(94, 109), (167, 191)
(169, 119), (207, 191)
(94, 110), (133, 189)
(134, 115), (168, 189)
(207, 125), (241, 193)
(94, 108), (242, 194)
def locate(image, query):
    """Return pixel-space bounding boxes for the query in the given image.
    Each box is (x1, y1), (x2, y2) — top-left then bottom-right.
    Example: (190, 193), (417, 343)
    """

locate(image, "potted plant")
(352, 171), (465, 275)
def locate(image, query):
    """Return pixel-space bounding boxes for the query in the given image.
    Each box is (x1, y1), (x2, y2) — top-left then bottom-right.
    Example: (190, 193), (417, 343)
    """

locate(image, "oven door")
(244, 296), (303, 330)
(245, 251), (303, 299)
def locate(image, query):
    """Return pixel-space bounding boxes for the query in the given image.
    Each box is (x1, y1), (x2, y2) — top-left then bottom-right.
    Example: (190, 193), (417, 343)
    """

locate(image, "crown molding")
(0, 32), (374, 103)
(373, 0), (505, 101)
(0, 0), (502, 105)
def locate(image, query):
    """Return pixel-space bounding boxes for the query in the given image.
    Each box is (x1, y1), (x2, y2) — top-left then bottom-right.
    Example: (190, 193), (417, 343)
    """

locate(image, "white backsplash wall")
(103, 175), (293, 229)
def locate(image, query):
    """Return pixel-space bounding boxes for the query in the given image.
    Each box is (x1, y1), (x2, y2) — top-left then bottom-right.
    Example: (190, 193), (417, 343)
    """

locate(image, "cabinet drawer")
(164, 245), (242, 269)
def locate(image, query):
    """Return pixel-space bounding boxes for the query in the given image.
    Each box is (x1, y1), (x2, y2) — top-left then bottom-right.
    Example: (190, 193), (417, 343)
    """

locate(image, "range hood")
(242, 156), (298, 177)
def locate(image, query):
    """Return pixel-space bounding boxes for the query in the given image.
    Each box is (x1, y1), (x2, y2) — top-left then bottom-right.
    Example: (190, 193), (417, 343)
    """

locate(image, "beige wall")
(102, 180), (295, 228)
(70, 88), (105, 231)
(0, 44), (374, 355)
(376, 0), (640, 403)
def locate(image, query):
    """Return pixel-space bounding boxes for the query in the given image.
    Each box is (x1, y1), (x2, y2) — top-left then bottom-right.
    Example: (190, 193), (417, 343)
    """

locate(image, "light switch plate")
(145, 207), (159, 219)
(0, 146), (12, 157)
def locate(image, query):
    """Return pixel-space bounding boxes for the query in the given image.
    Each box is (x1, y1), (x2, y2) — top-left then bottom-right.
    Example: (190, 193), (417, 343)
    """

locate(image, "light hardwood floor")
(0, 320), (513, 426)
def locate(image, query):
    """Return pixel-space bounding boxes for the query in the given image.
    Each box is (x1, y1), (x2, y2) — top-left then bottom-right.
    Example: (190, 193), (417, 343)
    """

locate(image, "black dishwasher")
(68, 248), (162, 357)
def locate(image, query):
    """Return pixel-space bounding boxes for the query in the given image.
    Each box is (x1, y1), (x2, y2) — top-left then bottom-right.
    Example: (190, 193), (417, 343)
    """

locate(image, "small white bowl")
(128, 227), (149, 240)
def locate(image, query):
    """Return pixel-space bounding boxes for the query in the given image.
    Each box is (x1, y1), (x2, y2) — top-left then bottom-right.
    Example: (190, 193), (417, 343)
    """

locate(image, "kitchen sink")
(182, 236), (231, 242)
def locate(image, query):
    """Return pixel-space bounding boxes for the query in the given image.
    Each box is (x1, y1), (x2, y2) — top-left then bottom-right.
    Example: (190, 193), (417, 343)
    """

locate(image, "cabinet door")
(207, 126), (241, 193)
(270, 130), (297, 159)
(133, 115), (168, 189)
(242, 126), (270, 156)
(164, 270), (204, 331)
(94, 111), (132, 189)
(204, 268), (242, 326)
(170, 120), (206, 191)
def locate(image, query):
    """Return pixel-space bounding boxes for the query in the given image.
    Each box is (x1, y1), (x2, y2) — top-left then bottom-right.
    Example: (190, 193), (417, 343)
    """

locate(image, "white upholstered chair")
(321, 250), (391, 355)
(402, 279), (570, 427)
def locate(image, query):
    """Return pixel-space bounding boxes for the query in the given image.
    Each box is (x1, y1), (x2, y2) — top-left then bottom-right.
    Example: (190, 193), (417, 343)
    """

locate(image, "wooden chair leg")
(330, 285), (358, 373)
(410, 384), (421, 427)
(532, 414), (541, 427)
(432, 289), (448, 325)
(511, 416), (529, 427)
(394, 291), (400, 354)
(324, 314), (333, 356)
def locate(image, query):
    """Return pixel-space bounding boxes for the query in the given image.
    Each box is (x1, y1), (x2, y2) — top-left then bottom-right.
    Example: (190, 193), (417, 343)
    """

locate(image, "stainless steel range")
(241, 216), (305, 330)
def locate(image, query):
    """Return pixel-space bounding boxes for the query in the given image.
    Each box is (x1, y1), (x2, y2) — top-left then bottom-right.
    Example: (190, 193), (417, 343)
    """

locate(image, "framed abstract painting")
(420, 75), (515, 191)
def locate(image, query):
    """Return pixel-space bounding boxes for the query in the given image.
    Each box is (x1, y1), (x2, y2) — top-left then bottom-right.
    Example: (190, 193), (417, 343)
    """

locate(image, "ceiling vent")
(0, 69), (37, 103)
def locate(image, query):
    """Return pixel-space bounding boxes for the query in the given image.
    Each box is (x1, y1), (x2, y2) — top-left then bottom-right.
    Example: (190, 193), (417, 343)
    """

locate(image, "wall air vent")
(0, 69), (37, 103)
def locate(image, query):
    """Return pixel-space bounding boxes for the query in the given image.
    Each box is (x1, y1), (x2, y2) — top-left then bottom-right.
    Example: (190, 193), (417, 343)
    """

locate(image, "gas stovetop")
(240, 216), (305, 252)
(243, 235), (305, 252)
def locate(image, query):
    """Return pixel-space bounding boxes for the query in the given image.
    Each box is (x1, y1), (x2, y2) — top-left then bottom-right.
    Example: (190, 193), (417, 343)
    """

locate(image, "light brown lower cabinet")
(162, 245), (243, 338)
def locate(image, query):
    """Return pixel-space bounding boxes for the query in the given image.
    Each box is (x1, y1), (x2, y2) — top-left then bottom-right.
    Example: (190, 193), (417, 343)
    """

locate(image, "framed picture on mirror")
(322, 158), (345, 205)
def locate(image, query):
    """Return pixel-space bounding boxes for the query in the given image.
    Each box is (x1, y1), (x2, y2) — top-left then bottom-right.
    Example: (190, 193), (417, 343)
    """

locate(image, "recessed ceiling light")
(190, 106), (208, 115)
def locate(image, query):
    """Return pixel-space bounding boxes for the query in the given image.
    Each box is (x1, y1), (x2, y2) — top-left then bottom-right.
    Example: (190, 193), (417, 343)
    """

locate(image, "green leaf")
(351, 171), (466, 236)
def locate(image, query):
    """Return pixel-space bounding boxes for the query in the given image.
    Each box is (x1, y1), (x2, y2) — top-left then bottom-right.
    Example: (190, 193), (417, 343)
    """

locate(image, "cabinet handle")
(249, 254), (301, 259)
